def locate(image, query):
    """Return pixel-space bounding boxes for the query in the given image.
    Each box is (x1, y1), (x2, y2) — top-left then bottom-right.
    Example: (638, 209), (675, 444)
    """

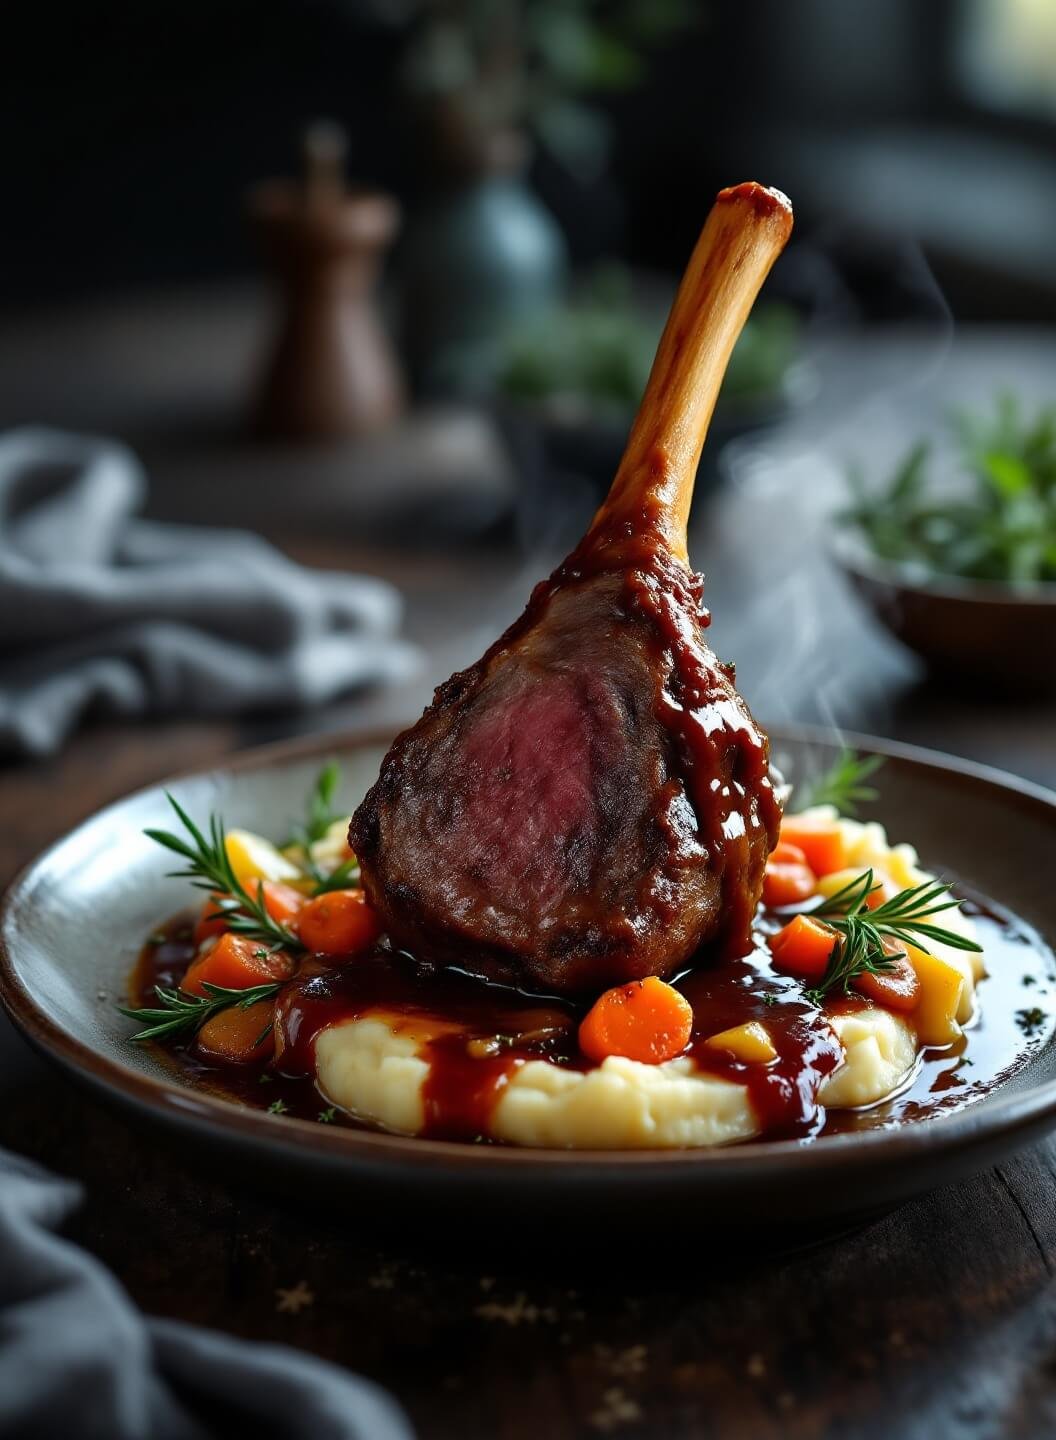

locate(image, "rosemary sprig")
(284, 762), (361, 896)
(804, 869), (982, 1004)
(798, 749), (884, 816)
(145, 794), (303, 951)
(119, 980), (281, 1042)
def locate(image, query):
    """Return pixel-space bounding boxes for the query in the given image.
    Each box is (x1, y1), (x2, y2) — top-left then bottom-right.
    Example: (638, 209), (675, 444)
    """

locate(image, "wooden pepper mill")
(249, 123), (404, 440)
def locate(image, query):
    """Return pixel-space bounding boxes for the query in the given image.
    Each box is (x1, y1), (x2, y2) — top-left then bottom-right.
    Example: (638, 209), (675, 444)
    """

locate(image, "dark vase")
(402, 124), (568, 397)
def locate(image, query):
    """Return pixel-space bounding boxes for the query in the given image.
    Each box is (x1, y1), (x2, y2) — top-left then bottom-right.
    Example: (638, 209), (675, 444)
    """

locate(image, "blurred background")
(0, 0), (1054, 776)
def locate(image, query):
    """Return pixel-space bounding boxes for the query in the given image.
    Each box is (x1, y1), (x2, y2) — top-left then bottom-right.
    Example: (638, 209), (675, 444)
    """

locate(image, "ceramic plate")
(4, 724), (1056, 1228)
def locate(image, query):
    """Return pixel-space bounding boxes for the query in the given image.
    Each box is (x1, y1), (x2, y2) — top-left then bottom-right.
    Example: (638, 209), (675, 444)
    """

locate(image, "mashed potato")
(310, 814), (979, 1149)
(314, 1004), (919, 1148)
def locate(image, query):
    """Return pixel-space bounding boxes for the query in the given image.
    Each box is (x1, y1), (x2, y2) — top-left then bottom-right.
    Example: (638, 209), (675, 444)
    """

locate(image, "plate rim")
(3, 720), (1056, 1180)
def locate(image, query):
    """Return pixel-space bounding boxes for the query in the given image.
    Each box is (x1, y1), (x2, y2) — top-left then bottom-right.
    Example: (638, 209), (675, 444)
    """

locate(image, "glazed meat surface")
(351, 182), (792, 995)
(351, 557), (778, 994)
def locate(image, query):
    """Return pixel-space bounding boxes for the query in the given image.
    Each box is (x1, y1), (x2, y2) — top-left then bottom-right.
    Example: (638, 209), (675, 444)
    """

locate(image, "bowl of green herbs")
(835, 396), (1056, 693)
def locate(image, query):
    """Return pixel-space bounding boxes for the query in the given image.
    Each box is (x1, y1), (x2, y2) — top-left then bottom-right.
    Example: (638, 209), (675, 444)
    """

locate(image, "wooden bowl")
(3, 725), (1056, 1231)
(832, 538), (1056, 695)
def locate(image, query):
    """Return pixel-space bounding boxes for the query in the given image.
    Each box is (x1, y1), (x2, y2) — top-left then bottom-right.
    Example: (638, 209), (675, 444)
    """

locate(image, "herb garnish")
(318, 1107), (336, 1124)
(799, 749), (884, 817)
(118, 980), (282, 1042)
(1016, 1006), (1048, 1038)
(267, 1099), (289, 1116)
(803, 870), (982, 1005)
(284, 761), (361, 896)
(842, 395), (1056, 585)
(145, 793), (303, 952)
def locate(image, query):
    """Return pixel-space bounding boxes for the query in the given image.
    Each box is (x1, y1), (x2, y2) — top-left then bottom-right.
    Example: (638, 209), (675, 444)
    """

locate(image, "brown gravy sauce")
(131, 892), (1055, 1146)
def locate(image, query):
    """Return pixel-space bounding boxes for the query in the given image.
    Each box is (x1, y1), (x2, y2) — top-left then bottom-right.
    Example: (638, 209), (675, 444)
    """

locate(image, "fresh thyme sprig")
(804, 869), (982, 1005)
(283, 762), (361, 896)
(118, 980), (282, 1042)
(145, 794), (303, 951)
(798, 749), (884, 816)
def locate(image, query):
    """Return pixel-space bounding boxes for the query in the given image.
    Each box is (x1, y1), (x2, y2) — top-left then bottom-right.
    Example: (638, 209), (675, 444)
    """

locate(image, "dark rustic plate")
(3, 724), (1056, 1228)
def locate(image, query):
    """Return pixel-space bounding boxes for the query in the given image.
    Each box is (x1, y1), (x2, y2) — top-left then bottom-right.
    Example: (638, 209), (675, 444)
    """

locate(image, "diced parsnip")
(311, 817), (355, 869)
(281, 818), (355, 880)
(703, 1021), (778, 1064)
(225, 828), (302, 888)
(879, 844), (925, 893)
(812, 867), (893, 908)
(929, 909), (988, 987)
(905, 944), (964, 1047)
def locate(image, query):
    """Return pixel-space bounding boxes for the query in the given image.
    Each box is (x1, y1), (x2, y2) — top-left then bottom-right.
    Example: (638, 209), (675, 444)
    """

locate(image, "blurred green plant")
(842, 396), (1056, 586)
(498, 265), (800, 414)
(400, 0), (697, 179)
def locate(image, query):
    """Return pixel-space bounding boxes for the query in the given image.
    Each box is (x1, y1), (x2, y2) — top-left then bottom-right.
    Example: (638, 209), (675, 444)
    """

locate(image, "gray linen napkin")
(0, 1146), (413, 1440)
(0, 430), (417, 756)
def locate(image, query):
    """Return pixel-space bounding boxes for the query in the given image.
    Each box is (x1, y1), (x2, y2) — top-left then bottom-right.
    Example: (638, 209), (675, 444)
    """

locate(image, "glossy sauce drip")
(677, 945), (845, 1138)
(822, 900), (1056, 1136)
(512, 506), (782, 951)
(131, 893), (1056, 1145)
(272, 955), (579, 1141)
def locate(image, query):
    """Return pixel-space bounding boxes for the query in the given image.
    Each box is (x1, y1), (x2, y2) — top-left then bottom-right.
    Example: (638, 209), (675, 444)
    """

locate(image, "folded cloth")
(0, 430), (417, 756)
(0, 1146), (413, 1440)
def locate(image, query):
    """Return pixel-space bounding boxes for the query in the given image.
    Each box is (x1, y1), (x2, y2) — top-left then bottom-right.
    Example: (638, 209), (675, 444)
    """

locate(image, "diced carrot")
(854, 951), (921, 1013)
(258, 881), (307, 928)
(196, 999), (276, 1064)
(779, 816), (848, 877)
(182, 933), (296, 997)
(578, 976), (693, 1066)
(769, 914), (838, 982)
(193, 896), (229, 945)
(298, 889), (382, 956)
(762, 850), (817, 908)
(193, 882), (306, 946)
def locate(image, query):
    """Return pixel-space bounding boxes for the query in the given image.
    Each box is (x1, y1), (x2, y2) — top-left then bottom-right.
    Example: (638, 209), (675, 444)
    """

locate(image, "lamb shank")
(351, 182), (793, 995)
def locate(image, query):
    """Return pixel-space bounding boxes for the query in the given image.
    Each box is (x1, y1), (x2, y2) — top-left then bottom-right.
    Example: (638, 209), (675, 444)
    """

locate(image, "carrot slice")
(196, 999), (276, 1064)
(298, 889), (382, 956)
(769, 914), (838, 981)
(193, 881), (306, 946)
(779, 817), (847, 877)
(854, 952), (921, 1013)
(578, 977), (693, 1066)
(182, 933), (296, 997)
(762, 859), (816, 908)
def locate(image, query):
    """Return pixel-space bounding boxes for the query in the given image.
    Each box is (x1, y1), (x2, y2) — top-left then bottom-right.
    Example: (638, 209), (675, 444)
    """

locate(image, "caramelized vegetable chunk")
(853, 952), (921, 1013)
(183, 933), (296, 997)
(193, 881), (306, 946)
(298, 889), (382, 956)
(196, 999), (276, 1064)
(762, 841), (816, 908)
(769, 914), (837, 981)
(578, 977), (693, 1066)
(779, 817), (847, 877)
(703, 1021), (778, 1064)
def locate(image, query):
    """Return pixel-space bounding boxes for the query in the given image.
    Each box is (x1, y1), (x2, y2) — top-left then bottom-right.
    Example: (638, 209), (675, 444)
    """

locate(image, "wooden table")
(1, 293), (1055, 1437)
